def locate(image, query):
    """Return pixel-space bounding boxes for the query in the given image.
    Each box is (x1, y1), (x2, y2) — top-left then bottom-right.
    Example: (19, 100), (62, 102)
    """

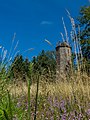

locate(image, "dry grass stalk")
(8, 33), (16, 61)
(44, 39), (52, 45)
(67, 11), (79, 71)
(60, 32), (65, 42)
(62, 17), (69, 43)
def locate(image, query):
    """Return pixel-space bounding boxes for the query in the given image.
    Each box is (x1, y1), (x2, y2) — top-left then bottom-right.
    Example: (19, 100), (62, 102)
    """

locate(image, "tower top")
(56, 41), (71, 50)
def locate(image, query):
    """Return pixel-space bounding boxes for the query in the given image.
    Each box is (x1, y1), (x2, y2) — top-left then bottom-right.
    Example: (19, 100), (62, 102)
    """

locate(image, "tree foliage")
(77, 6), (90, 75)
(7, 50), (56, 82)
(9, 55), (30, 81)
(77, 6), (90, 60)
(32, 50), (56, 80)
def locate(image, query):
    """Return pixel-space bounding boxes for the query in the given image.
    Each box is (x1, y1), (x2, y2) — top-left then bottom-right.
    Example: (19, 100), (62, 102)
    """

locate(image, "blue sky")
(0, 0), (89, 60)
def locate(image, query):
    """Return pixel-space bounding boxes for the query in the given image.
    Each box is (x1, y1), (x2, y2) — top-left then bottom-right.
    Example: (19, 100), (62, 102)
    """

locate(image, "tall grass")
(27, 78), (31, 120)
(6, 72), (90, 119)
(7, 90), (13, 120)
(34, 74), (39, 120)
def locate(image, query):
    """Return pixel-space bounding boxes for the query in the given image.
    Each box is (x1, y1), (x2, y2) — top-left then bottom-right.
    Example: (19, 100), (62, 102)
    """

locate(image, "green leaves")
(0, 108), (9, 120)
(9, 55), (30, 81)
(32, 50), (56, 77)
(78, 6), (90, 25)
(77, 6), (90, 63)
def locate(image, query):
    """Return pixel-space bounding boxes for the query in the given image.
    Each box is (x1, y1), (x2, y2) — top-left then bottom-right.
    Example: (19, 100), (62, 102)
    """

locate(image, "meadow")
(0, 69), (90, 120)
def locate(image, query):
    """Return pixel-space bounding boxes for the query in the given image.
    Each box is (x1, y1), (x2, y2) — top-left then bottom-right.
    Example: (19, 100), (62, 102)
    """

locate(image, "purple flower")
(86, 109), (90, 115)
(61, 113), (67, 120)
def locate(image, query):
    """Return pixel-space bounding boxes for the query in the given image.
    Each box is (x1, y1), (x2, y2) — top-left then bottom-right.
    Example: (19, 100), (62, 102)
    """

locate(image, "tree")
(77, 6), (90, 60)
(9, 55), (30, 81)
(32, 50), (56, 80)
(24, 58), (31, 78)
(77, 6), (90, 75)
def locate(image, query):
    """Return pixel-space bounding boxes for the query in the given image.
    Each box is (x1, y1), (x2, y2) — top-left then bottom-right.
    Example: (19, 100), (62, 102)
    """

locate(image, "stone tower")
(56, 41), (72, 75)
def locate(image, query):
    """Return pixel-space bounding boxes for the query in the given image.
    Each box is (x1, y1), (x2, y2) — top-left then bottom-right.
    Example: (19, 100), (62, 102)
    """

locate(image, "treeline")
(7, 50), (56, 82)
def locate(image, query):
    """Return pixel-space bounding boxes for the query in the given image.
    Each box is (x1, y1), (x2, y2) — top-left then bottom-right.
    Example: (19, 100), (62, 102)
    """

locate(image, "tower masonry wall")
(56, 42), (72, 74)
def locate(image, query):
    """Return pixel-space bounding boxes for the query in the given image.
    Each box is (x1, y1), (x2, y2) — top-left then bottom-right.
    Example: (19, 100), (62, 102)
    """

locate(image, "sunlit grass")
(9, 73), (90, 103)
(6, 73), (90, 119)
